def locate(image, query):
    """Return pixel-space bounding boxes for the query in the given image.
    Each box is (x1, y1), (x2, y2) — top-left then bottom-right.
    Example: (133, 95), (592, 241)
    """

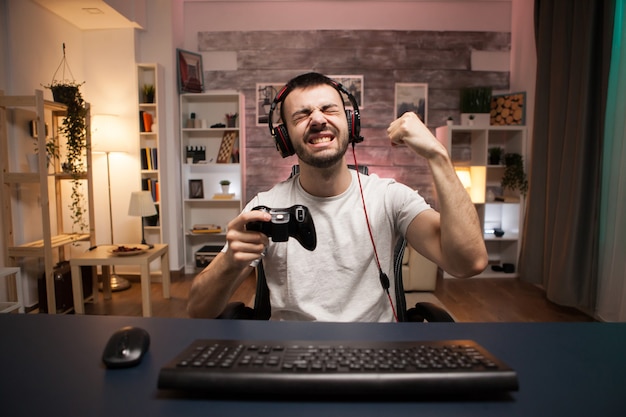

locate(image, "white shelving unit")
(137, 63), (164, 245)
(436, 124), (527, 278)
(179, 91), (245, 273)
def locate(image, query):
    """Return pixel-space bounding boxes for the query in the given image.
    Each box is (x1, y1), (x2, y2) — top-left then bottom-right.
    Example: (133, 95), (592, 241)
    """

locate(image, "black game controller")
(246, 205), (317, 251)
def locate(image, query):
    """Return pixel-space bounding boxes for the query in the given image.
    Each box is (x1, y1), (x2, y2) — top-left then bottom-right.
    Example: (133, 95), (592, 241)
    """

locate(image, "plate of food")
(109, 244), (150, 256)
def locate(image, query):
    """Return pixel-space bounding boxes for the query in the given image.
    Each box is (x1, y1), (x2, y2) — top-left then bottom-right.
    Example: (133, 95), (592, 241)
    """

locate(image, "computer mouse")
(102, 326), (150, 369)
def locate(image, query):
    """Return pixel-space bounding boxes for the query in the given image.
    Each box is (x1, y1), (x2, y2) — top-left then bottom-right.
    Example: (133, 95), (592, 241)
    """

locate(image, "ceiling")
(31, 0), (142, 30)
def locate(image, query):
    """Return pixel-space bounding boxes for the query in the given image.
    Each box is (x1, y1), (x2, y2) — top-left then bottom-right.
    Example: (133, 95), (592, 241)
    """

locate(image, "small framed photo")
(189, 179), (204, 199)
(256, 83), (284, 126)
(177, 49), (204, 93)
(329, 75), (364, 109)
(395, 83), (428, 124)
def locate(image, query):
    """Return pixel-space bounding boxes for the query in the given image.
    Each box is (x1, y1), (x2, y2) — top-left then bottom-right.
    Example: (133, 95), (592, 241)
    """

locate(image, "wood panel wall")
(197, 30), (510, 205)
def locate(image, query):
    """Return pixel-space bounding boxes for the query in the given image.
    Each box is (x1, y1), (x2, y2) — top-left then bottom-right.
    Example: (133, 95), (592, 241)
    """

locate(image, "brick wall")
(198, 30), (510, 205)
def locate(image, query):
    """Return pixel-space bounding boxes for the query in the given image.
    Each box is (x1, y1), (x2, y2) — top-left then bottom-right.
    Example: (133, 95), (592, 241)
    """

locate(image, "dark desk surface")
(1, 314), (624, 417)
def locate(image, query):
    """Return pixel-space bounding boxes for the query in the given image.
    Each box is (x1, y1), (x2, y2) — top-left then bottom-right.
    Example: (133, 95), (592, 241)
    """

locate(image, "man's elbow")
(448, 252), (488, 279)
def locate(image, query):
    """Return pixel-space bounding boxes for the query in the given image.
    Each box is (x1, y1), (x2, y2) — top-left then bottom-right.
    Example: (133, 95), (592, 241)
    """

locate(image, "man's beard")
(293, 131), (350, 169)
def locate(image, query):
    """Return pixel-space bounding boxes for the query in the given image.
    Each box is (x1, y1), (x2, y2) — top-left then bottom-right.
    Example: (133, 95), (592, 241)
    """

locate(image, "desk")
(70, 244), (170, 317)
(0, 315), (624, 417)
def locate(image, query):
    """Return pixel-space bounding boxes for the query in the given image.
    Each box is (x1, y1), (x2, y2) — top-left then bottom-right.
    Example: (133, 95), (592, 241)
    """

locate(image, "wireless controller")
(246, 205), (316, 251)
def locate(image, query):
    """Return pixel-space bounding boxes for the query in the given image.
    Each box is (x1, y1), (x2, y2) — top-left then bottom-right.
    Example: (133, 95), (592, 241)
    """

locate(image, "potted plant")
(219, 179), (231, 194)
(488, 147), (503, 165)
(460, 87), (492, 126)
(143, 84), (155, 103)
(501, 153), (528, 196)
(43, 44), (89, 232)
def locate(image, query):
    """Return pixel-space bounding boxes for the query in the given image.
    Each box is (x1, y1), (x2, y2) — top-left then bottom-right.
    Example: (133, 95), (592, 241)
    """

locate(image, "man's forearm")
(187, 252), (253, 318)
(428, 150), (488, 277)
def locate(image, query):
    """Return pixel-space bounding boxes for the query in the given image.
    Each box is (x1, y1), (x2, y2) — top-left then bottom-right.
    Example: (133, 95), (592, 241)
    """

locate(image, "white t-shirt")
(241, 170), (431, 322)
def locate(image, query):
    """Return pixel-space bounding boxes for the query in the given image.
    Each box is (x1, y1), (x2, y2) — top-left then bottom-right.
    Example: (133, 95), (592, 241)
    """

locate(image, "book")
(191, 224), (222, 234)
(142, 112), (153, 133)
(212, 193), (235, 200)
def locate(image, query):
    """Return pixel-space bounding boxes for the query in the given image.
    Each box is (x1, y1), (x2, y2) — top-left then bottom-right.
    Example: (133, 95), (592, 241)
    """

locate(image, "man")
(187, 73), (487, 321)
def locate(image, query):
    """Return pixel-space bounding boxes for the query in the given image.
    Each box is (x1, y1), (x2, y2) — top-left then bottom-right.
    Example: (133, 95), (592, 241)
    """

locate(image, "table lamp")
(128, 191), (157, 246)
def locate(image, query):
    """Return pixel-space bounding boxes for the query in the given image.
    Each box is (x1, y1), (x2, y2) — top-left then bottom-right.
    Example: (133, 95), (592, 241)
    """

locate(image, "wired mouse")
(102, 326), (150, 369)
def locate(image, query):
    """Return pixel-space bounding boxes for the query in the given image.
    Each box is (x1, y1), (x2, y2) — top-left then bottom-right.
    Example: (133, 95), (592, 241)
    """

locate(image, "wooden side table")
(70, 244), (170, 317)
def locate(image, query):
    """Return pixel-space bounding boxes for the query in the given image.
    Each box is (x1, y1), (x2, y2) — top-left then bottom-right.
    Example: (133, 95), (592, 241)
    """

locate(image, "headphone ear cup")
(346, 110), (353, 142)
(273, 124), (295, 158)
(345, 110), (361, 143)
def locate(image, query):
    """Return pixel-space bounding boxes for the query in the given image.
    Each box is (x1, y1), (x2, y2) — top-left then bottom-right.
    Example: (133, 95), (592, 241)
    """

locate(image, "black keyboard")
(158, 339), (518, 398)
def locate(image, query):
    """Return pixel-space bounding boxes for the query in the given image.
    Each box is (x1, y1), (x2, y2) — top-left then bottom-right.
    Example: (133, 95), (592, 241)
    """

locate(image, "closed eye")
(291, 104), (342, 125)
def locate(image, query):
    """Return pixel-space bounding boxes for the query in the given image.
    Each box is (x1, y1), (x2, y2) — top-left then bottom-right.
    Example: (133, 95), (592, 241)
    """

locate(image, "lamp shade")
(128, 191), (157, 217)
(91, 114), (131, 153)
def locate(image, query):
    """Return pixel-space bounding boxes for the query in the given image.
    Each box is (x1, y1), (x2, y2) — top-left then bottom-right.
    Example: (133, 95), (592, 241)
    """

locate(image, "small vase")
(221, 185), (230, 194)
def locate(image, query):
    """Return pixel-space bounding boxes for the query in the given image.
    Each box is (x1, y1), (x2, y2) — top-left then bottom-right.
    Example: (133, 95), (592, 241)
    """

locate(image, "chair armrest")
(406, 302), (455, 322)
(216, 301), (255, 320)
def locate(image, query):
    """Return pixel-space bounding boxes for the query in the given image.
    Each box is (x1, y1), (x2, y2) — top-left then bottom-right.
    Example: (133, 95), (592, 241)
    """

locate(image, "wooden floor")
(82, 272), (595, 322)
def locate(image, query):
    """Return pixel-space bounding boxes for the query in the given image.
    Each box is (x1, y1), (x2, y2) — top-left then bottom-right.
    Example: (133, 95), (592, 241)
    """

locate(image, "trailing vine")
(43, 44), (89, 233)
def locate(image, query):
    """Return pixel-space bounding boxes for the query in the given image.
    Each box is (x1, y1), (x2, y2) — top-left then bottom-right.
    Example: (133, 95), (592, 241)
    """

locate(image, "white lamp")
(128, 191), (157, 246)
(92, 114), (132, 291)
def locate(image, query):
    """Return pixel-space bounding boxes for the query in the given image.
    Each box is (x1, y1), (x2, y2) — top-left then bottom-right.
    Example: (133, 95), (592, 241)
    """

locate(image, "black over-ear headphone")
(268, 79), (363, 158)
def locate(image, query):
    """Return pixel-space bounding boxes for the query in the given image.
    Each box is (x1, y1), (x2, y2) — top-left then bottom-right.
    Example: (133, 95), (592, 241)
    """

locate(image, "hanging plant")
(501, 153), (528, 196)
(43, 43), (89, 233)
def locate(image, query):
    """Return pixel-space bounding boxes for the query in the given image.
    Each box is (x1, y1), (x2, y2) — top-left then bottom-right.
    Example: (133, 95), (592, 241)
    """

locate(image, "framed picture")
(394, 83), (428, 124)
(256, 83), (284, 126)
(490, 92), (526, 125)
(189, 179), (204, 199)
(177, 49), (204, 93)
(329, 75), (364, 109)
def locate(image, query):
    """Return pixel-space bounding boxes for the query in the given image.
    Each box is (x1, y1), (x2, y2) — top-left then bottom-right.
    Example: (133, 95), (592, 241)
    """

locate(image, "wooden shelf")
(7, 233), (91, 257)
(1, 90), (95, 313)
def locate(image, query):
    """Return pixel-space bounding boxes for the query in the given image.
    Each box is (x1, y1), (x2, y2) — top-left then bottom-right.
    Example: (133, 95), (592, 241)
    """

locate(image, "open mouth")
(308, 134), (334, 145)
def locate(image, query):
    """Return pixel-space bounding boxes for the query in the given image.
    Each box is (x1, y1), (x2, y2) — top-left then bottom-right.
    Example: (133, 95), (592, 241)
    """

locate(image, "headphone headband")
(268, 77), (363, 158)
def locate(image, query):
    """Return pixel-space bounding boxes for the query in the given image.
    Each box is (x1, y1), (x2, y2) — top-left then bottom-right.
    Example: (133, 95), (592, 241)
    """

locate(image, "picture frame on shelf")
(395, 83), (428, 124)
(328, 75), (364, 108)
(490, 92), (526, 126)
(189, 179), (204, 199)
(256, 83), (284, 126)
(177, 49), (204, 93)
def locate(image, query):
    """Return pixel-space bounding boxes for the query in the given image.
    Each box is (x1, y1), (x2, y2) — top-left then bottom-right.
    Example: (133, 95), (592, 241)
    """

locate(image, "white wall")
(83, 28), (141, 251)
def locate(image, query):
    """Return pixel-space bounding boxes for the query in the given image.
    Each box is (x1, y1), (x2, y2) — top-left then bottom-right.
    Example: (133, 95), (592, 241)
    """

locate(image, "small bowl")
(493, 228), (505, 238)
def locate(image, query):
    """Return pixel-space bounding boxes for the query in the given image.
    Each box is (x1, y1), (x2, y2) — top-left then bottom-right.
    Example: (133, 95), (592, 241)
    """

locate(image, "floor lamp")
(92, 115), (131, 291)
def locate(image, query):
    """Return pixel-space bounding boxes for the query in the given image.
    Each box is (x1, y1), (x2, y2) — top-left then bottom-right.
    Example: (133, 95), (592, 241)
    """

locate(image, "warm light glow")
(128, 191), (157, 217)
(455, 166), (486, 203)
(455, 167), (472, 189)
(91, 114), (130, 153)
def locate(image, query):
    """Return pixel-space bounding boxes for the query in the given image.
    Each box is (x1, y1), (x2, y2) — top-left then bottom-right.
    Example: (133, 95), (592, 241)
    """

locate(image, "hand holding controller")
(246, 205), (317, 251)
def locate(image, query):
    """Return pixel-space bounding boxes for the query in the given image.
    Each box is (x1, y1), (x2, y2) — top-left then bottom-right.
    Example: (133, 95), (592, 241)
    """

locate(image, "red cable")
(351, 145), (399, 322)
